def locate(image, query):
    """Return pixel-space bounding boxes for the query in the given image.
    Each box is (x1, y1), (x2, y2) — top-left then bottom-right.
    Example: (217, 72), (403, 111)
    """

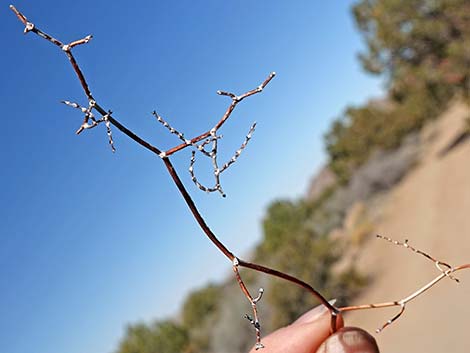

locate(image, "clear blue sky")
(1, 1), (383, 353)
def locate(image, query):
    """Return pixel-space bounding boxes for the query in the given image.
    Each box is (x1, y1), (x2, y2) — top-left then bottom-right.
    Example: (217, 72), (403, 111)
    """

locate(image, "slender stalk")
(9, 4), (339, 343)
(233, 258), (265, 350)
(164, 73), (275, 157)
(338, 247), (470, 333)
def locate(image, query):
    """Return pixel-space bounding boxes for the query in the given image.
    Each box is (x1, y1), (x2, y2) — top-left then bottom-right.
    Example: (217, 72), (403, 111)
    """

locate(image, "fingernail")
(294, 299), (337, 325)
(316, 327), (380, 353)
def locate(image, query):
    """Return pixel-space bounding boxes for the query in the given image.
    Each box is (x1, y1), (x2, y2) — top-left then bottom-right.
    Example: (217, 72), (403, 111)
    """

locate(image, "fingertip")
(294, 300), (339, 326)
(315, 327), (379, 353)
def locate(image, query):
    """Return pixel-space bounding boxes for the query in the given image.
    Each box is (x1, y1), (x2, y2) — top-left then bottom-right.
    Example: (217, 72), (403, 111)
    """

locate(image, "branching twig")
(61, 100), (115, 151)
(154, 82), (263, 197)
(9, 5), (339, 348)
(9, 5), (469, 349)
(233, 257), (265, 350)
(163, 72), (275, 157)
(339, 236), (469, 333)
(376, 234), (460, 282)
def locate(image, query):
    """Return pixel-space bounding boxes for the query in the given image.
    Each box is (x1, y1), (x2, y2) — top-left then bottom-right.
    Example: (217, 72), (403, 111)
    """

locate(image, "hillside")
(345, 101), (470, 353)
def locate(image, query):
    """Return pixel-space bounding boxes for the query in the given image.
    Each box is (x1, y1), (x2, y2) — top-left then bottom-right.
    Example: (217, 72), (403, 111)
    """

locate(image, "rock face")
(345, 102), (470, 353)
(306, 127), (422, 238)
(306, 165), (337, 201)
(346, 132), (421, 201)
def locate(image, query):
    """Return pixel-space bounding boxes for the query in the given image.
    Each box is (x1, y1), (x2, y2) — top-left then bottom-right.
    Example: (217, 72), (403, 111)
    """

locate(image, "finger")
(294, 299), (337, 326)
(315, 327), (379, 353)
(249, 305), (344, 353)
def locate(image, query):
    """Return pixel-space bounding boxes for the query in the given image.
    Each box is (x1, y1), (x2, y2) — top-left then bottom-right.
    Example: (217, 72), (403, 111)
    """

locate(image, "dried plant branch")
(153, 111), (214, 158)
(220, 123), (256, 173)
(154, 82), (262, 197)
(9, 5), (339, 348)
(10, 5), (468, 349)
(186, 124), (256, 197)
(61, 100), (115, 151)
(233, 258), (265, 350)
(339, 236), (470, 333)
(163, 72), (275, 157)
(376, 234), (460, 282)
(152, 110), (256, 197)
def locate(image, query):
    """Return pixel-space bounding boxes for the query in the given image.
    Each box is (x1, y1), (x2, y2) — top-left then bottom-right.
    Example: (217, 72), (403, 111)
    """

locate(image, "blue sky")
(1, 1), (383, 353)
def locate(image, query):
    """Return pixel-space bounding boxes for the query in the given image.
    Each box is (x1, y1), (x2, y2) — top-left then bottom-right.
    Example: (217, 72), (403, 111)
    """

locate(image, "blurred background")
(1, 1), (469, 353)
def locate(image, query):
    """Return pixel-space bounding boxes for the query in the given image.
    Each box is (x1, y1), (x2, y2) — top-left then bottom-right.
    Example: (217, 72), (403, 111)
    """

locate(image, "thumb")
(315, 327), (380, 353)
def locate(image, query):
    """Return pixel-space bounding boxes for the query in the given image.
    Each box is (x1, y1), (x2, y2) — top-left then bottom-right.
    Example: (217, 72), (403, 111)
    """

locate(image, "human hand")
(249, 304), (379, 353)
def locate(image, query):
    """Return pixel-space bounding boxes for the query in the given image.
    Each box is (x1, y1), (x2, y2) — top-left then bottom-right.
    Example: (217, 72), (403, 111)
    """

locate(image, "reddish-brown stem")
(338, 262), (470, 332)
(10, 4), (27, 24)
(9, 5), (95, 99)
(68, 35), (92, 49)
(9, 4), (340, 335)
(63, 51), (93, 99)
(233, 259), (265, 350)
(239, 258), (340, 332)
(163, 72), (275, 157)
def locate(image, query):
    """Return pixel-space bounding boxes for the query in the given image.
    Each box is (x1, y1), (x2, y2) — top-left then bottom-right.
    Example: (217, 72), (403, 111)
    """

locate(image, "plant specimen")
(9, 5), (470, 350)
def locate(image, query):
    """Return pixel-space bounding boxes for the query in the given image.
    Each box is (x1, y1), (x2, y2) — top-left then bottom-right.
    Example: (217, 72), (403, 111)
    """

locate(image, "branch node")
(255, 342), (265, 350)
(24, 21), (34, 34)
(244, 314), (261, 329)
(232, 257), (239, 267)
(376, 303), (406, 333)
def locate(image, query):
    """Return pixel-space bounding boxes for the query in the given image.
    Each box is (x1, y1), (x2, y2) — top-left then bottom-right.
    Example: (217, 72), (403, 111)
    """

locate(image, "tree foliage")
(326, 0), (470, 181)
(116, 321), (189, 353)
(182, 285), (220, 329)
(182, 285), (221, 353)
(353, 0), (469, 95)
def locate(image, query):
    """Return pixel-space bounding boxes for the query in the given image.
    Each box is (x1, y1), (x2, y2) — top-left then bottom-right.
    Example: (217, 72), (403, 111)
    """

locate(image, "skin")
(249, 305), (380, 353)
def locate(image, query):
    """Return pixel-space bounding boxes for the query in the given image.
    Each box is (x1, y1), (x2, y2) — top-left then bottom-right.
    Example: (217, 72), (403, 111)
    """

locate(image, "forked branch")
(9, 5), (338, 347)
(153, 109), (258, 197)
(9, 4), (469, 349)
(338, 236), (470, 333)
(233, 258), (265, 350)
